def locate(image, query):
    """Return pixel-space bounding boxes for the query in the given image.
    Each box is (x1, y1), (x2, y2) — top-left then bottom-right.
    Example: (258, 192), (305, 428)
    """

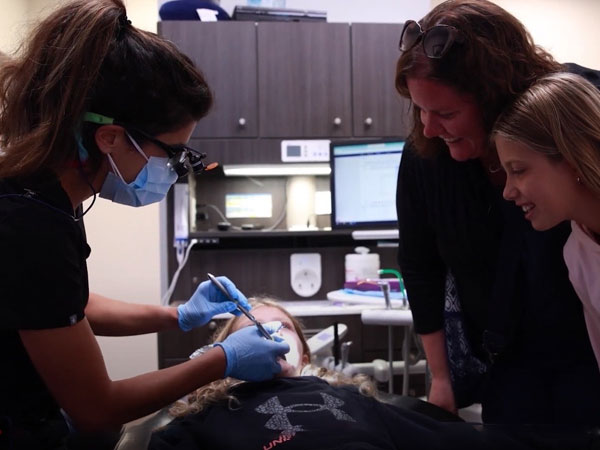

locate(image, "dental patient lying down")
(148, 299), (599, 450)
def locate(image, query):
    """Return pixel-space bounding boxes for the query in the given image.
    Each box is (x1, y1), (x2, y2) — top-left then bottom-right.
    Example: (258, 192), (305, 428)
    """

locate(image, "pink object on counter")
(343, 279), (401, 292)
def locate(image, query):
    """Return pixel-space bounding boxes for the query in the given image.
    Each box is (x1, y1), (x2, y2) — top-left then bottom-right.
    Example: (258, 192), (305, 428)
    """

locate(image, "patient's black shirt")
(0, 173), (90, 447)
(149, 377), (542, 450)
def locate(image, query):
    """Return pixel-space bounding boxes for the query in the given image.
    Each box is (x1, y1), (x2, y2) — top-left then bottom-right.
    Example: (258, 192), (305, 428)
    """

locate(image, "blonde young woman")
(148, 299), (598, 450)
(493, 72), (600, 370)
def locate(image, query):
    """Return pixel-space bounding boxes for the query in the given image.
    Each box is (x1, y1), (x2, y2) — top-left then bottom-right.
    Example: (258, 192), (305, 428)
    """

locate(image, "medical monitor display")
(330, 140), (404, 229)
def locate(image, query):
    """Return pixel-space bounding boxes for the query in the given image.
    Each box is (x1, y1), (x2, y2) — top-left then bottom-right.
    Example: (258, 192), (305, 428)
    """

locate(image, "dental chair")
(114, 408), (173, 450)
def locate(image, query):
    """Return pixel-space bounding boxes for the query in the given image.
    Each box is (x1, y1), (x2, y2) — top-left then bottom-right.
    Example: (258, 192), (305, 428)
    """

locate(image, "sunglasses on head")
(399, 20), (464, 59)
(83, 112), (217, 177)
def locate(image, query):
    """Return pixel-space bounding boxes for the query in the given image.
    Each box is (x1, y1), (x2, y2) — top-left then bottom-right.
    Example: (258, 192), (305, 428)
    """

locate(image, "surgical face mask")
(280, 335), (301, 368)
(100, 133), (178, 207)
(270, 325), (302, 369)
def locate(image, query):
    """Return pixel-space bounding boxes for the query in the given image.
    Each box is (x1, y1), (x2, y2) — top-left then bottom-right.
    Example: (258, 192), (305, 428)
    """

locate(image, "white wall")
(500, 0), (600, 69)
(157, 0), (431, 23)
(0, 0), (31, 54)
(430, 0), (600, 69)
(215, 0), (429, 23)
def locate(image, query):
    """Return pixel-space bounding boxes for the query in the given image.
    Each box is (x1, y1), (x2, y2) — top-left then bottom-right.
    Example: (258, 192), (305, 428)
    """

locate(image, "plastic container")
(345, 246), (380, 282)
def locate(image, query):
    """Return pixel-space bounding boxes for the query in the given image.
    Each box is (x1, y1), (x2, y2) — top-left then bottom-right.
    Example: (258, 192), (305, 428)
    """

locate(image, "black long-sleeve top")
(396, 63), (600, 366)
(396, 146), (501, 357)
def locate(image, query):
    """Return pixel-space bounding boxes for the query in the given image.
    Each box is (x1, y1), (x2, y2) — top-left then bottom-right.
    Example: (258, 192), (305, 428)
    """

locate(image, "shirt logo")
(256, 392), (356, 436)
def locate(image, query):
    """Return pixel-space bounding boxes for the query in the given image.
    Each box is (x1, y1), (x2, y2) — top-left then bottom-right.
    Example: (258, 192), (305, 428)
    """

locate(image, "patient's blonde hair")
(170, 298), (376, 417)
(493, 72), (600, 197)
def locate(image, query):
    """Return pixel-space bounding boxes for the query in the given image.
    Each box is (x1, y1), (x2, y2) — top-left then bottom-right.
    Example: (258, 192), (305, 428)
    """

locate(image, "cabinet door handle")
(333, 117), (342, 127)
(238, 117), (246, 127)
(364, 117), (373, 127)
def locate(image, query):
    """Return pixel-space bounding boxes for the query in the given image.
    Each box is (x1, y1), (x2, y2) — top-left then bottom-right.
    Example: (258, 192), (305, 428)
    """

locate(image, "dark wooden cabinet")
(158, 21), (410, 150)
(191, 138), (281, 165)
(351, 23), (411, 137)
(158, 22), (258, 138)
(257, 23), (352, 138)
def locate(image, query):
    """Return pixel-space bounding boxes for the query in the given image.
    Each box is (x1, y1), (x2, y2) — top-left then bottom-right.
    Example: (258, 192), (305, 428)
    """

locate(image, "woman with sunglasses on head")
(0, 1), (290, 448)
(493, 72), (600, 371)
(395, 0), (600, 424)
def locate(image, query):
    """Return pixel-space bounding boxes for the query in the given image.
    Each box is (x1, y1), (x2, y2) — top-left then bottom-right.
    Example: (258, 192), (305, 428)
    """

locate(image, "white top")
(563, 221), (600, 370)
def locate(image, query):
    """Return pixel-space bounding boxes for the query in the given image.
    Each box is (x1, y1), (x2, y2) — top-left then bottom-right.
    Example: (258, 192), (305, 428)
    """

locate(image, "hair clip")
(119, 14), (132, 28)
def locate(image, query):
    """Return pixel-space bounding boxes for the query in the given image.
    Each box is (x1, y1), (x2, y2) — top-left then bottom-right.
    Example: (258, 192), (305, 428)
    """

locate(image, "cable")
(202, 203), (227, 222)
(264, 197), (287, 231)
(162, 238), (198, 306)
(264, 180), (288, 231)
(198, 203), (242, 230)
(0, 192), (92, 224)
(74, 138), (98, 221)
(379, 268), (407, 297)
(198, 202), (287, 232)
(245, 176), (265, 187)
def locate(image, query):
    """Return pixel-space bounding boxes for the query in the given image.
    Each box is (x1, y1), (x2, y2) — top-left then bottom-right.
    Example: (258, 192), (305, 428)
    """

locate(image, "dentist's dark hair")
(0, 0), (212, 178)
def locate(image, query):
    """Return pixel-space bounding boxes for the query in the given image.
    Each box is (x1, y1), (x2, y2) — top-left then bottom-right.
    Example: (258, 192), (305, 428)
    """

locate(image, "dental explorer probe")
(206, 273), (273, 340)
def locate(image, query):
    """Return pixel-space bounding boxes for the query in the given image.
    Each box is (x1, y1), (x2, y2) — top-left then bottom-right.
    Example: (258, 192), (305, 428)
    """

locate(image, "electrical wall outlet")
(290, 253), (321, 297)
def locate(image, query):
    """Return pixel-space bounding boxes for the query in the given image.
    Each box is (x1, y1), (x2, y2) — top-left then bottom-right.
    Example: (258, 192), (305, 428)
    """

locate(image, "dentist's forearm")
(85, 292), (179, 336)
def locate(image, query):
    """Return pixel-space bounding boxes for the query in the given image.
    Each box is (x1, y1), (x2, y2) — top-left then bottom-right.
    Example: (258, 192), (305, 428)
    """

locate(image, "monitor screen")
(330, 139), (404, 229)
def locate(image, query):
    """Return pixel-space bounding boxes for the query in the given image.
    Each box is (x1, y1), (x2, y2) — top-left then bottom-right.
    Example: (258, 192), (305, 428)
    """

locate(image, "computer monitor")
(330, 139), (404, 229)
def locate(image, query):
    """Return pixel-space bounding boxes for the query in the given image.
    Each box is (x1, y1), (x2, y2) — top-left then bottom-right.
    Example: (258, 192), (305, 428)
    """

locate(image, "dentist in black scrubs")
(0, 1), (289, 448)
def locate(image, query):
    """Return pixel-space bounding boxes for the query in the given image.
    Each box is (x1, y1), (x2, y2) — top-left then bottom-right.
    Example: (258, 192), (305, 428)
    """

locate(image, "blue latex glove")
(177, 276), (251, 331)
(215, 321), (290, 381)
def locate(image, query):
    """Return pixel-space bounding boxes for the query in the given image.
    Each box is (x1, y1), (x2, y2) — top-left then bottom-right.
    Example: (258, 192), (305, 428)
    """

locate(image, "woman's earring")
(576, 176), (583, 185)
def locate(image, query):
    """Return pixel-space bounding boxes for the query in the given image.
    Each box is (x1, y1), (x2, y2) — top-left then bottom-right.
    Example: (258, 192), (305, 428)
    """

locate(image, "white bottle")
(345, 246), (380, 282)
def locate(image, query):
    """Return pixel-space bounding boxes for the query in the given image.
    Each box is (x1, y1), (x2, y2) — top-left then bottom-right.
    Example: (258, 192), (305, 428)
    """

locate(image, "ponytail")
(0, 0), (212, 178)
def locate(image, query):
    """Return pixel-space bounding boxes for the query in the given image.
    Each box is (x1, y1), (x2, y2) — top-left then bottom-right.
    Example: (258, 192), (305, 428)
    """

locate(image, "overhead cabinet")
(158, 21), (411, 150)
(158, 22), (258, 138)
(351, 23), (411, 137)
(257, 23), (352, 138)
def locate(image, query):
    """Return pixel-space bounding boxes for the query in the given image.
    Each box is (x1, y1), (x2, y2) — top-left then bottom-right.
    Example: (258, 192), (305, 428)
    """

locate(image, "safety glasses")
(83, 112), (217, 177)
(399, 20), (464, 59)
